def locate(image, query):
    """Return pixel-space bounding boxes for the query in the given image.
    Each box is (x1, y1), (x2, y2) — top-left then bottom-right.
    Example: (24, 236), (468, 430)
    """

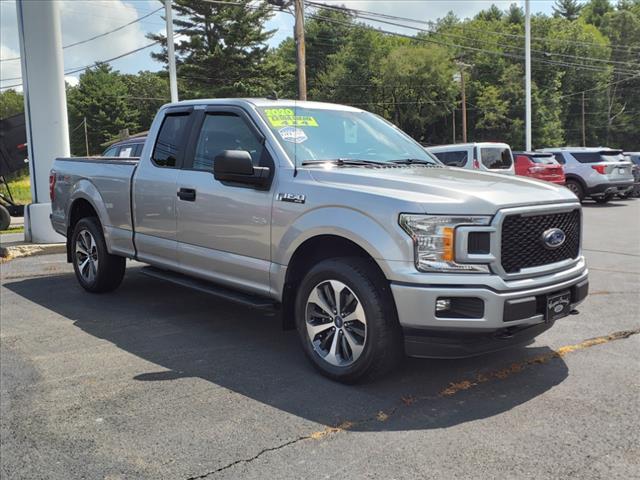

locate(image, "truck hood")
(308, 165), (577, 214)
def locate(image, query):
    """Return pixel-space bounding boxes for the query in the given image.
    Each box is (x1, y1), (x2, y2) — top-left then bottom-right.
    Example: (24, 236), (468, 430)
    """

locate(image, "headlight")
(399, 215), (491, 273)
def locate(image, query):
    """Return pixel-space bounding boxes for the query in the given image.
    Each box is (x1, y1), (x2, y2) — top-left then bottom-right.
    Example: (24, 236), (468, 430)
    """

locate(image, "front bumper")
(392, 267), (588, 358)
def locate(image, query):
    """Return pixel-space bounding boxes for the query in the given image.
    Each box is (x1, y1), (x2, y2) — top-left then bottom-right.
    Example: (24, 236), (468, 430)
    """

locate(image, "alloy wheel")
(305, 280), (367, 367)
(75, 229), (99, 283)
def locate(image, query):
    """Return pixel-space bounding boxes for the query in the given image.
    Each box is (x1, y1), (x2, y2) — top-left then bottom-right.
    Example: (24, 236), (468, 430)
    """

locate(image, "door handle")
(177, 188), (196, 201)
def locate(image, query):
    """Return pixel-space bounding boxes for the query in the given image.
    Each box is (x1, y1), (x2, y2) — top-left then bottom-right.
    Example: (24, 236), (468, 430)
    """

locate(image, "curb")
(0, 243), (66, 262)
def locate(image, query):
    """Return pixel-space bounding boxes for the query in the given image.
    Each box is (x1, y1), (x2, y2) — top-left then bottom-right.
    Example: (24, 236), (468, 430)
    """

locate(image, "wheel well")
(66, 199), (99, 262)
(564, 174), (586, 190)
(281, 235), (389, 329)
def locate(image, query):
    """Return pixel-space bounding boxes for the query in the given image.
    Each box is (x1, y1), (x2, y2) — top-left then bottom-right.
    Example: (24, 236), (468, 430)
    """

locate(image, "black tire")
(295, 257), (403, 383)
(71, 217), (125, 293)
(0, 205), (10, 231)
(594, 194), (613, 204)
(565, 180), (584, 202)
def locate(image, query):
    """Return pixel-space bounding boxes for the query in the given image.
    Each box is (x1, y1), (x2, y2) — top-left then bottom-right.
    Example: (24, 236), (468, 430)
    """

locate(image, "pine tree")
(552, 0), (584, 20)
(148, 0), (275, 99)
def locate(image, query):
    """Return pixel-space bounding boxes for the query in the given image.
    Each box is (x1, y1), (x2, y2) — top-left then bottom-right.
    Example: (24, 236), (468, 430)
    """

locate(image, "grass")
(1, 226), (24, 234)
(1, 171), (31, 205)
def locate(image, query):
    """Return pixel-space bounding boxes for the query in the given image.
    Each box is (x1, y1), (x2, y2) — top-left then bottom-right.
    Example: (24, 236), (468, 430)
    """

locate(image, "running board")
(139, 266), (276, 309)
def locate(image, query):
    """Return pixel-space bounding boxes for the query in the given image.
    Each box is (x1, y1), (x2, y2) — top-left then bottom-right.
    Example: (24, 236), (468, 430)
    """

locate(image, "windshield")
(257, 106), (439, 165)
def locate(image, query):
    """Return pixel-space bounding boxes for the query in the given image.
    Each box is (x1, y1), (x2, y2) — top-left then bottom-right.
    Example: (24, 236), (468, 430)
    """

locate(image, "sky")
(0, 0), (558, 92)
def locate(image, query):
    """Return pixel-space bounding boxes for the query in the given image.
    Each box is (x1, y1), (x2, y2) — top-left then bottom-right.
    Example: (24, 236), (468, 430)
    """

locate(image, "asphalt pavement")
(1, 199), (639, 479)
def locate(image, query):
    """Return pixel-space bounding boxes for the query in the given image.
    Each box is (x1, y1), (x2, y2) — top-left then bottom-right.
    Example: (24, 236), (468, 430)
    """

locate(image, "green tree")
(66, 64), (138, 155)
(553, 0), (584, 20)
(379, 45), (457, 143)
(0, 89), (24, 119)
(582, 0), (614, 27)
(121, 71), (169, 131)
(148, 0), (275, 98)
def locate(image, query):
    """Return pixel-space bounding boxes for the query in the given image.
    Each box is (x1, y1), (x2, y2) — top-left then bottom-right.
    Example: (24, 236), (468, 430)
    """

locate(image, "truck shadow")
(4, 268), (569, 432)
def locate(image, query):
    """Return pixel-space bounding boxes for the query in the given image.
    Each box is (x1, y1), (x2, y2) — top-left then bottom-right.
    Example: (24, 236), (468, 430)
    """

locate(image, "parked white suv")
(539, 147), (634, 203)
(426, 142), (515, 175)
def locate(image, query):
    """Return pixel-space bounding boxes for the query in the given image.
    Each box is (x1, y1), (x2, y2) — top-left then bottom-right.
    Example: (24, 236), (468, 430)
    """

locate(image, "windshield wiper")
(390, 158), (437, 165)
(301, 158), (387, 167)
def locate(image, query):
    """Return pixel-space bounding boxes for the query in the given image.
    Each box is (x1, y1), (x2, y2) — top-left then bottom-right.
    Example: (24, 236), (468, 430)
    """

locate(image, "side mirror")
(213, 150), (270, 188)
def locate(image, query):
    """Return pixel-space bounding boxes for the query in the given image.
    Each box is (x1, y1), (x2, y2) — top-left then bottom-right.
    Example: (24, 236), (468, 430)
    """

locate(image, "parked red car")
(513, 151), (565, 184)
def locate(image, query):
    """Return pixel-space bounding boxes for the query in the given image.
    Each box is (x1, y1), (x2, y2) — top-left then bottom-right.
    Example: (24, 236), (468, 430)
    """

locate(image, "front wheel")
(72, 217), (125, 293)
(295, 257), (402, 383)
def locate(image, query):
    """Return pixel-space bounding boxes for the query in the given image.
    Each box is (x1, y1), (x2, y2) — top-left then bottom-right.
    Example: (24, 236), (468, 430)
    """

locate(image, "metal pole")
(525, 0), (532, 150)
(582, 92), (586, 147)
(165, 0), (178, 102)
(461, 67), (467, 143)
(294, 0), (307, 101)
(83, 117), (89, 156)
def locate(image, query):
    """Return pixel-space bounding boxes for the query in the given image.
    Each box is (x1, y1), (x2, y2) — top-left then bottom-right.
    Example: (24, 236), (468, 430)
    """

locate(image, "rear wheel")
(72, 217), (125, 293)
(594, 193), (613, 204)
(0, 205), (10, 231)
(565, 180), (584, 202)
(295, 257), (402, 383)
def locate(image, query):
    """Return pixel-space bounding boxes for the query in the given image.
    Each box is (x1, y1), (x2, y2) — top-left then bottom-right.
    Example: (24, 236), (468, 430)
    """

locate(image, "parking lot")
(1, 199), (638, 480)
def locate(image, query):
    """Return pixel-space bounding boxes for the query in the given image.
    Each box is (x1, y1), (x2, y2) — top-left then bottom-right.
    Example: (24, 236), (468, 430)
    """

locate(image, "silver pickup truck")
(50, 99), (589, 382)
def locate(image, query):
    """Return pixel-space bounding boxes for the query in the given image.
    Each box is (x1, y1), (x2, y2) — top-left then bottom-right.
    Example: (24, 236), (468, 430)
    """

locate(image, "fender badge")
(277, 193), (306, 204)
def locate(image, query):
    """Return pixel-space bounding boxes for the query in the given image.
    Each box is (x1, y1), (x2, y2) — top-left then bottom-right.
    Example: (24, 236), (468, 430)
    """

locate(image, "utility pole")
(294, 0), (307, 100)
(461, 67), (467, 143)
(525, 0), (532, 151)
(582, 92), (586, 147)
(452, 109), (456, 143)
(165, 0), (178, 102)
(83, 116), (89, 156)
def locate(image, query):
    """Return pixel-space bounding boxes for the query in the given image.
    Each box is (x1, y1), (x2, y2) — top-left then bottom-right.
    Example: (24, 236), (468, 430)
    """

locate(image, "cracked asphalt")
(1, 199), (639, 480)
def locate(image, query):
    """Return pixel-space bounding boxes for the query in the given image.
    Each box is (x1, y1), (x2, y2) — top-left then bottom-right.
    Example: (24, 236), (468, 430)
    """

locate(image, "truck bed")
(50, 156), (139, 257)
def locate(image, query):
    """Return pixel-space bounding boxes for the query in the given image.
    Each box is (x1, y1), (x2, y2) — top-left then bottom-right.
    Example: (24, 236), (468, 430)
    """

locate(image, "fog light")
(436, 298), (451, 312)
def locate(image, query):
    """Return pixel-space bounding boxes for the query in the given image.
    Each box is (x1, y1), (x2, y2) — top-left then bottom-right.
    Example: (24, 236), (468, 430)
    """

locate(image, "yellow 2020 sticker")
(264, 108), (319, 127)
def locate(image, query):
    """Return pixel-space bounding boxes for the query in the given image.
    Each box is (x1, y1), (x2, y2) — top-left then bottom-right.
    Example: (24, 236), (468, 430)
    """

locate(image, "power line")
(307, 1), (640, 53)
(0, 7), (163, 63)
(304, 9), (639, 78)
(0, 39), (166, 89)
(305, 3), (640, 71)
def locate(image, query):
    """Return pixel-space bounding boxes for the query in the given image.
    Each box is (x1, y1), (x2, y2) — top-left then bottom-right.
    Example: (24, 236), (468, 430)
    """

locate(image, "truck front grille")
(500, 210), (580, 274)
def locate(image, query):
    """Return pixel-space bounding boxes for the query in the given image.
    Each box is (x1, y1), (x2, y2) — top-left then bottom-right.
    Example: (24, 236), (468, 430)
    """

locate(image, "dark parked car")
(513, 151), (565, 185)
(622, 152), (640, 198)
(102, 136), (146, 158)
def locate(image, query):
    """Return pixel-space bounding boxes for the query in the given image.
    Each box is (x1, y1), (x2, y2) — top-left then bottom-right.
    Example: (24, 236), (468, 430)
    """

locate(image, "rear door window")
(480, 147), (512, 169)
(433, 150), (468, 167)
(570, 151), (623, 163)
(152, 113), (192, 168)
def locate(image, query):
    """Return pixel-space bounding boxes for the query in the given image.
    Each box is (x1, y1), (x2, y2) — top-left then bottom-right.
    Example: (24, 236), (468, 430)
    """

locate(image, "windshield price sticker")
(278, 126), (308, 144)
(265, 108), (319, 127)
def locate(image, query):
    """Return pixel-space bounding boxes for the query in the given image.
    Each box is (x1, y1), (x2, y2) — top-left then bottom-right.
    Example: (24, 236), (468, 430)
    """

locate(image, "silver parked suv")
(540, 147), (634, 203)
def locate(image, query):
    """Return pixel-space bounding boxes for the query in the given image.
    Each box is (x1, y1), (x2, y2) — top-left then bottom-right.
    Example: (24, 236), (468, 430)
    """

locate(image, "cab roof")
(161, 98), (364, 112)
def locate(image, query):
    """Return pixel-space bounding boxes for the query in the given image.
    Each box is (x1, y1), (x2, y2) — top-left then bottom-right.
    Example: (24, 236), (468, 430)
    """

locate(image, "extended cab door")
(175, 106), (275, 296)
(133, 107), (195, 268)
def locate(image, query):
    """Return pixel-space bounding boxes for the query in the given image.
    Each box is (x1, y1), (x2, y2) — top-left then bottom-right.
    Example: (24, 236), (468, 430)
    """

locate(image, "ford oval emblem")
(542, 228), (566, 249)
